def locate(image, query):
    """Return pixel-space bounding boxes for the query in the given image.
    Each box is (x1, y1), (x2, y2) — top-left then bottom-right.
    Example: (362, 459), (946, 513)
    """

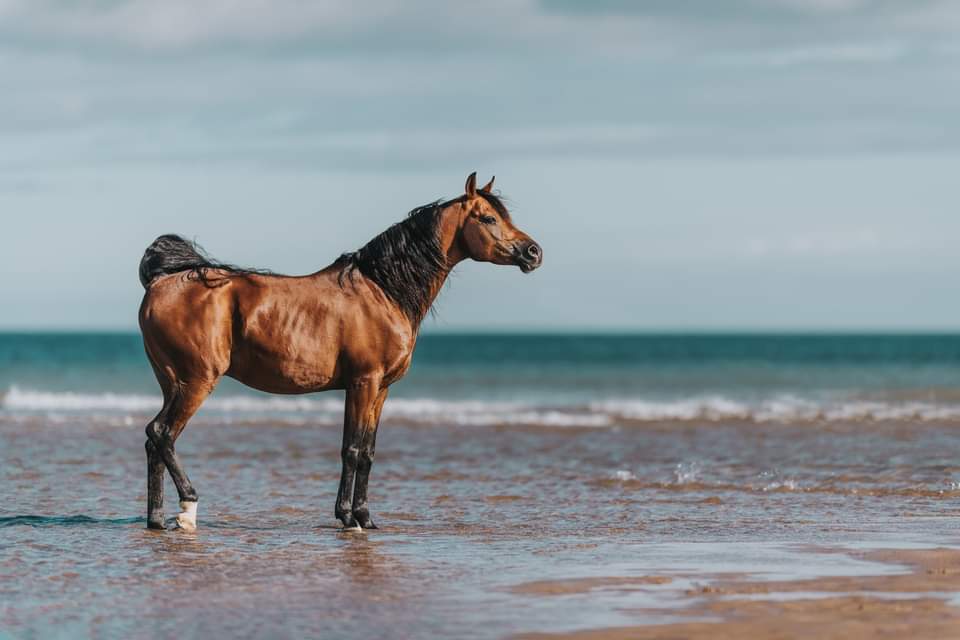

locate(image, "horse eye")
(479, 215), (497, 224)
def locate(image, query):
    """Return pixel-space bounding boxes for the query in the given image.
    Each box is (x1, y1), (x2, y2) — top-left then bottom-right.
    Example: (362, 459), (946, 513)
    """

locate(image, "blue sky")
(1, 1), (958, 330)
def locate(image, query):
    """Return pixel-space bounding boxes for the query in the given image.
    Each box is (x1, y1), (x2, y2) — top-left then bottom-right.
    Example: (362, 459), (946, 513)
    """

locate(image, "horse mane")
(338, 190), (508, 323)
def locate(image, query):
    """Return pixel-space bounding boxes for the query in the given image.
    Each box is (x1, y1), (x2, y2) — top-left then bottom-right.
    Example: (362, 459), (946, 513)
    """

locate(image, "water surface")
(3, 333), (960, 637)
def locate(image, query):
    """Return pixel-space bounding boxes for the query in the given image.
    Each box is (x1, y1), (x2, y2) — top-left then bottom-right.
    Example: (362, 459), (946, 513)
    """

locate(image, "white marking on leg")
(175, 500), (198, 532)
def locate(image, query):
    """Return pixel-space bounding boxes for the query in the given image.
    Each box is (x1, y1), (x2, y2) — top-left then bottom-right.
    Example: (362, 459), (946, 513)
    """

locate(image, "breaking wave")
(5, 386), (960, 428)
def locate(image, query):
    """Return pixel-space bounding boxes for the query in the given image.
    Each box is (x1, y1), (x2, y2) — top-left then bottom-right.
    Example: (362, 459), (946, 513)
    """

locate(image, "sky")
(1, 0), (958, 331)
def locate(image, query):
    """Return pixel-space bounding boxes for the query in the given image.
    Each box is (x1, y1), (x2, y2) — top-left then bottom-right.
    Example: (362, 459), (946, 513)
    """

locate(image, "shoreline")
(514, 546), (960, 640)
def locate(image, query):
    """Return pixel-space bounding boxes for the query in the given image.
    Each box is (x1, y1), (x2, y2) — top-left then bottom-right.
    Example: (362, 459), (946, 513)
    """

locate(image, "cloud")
(0, 0), (955, 54)
(0, 1), (957, 172)
(0, 1), (401, 48)
(0, 1), (574, 54)
(769, 0), (872, 13)
(716, 41), (909, 66)
(742, 229), (882, 258)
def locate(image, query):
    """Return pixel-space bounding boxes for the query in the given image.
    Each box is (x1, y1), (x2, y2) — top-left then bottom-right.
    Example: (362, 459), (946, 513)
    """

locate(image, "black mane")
(339, 191), (507, 323)
(338, 201), (447, 323)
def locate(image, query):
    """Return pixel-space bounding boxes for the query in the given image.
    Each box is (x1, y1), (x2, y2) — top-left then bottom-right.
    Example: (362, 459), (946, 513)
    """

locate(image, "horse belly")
(227, 338), (340, 394)
(227, 303), (343, 394)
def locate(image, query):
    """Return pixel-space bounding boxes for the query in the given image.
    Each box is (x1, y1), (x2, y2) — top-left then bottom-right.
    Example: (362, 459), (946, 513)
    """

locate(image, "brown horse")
(138, 173), (542, 531)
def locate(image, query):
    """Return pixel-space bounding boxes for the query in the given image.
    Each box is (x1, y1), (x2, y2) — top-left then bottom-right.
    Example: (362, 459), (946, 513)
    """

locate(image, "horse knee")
(145, 421), (168, 446)
(145, 439), (159, 457)
(341, 445), (360, 467)
(357, 448), (374, 474)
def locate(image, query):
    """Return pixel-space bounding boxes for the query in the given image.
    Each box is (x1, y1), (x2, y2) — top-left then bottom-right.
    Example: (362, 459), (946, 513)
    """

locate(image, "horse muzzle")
(514, 241), (543, 273)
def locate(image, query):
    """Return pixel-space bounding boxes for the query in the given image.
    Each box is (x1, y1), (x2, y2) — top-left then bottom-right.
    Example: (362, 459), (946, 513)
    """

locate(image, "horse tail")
(139, 234), (214, 288)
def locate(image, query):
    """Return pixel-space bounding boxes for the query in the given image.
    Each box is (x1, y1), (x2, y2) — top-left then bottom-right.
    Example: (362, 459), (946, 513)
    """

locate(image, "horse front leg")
(335, 432), (359, 529)
(352, 388), (388, 529)
(335, 378), (382, 529)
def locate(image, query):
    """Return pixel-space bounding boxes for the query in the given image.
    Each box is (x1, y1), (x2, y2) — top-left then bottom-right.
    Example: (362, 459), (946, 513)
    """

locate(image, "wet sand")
(516, 548), (960, 639)
(2, 416), (960, 638)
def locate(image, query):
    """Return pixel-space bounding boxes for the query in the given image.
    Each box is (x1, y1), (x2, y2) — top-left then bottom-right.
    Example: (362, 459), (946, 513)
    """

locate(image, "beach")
(2, 333), (960, 637)
(517, 547), (960, 639)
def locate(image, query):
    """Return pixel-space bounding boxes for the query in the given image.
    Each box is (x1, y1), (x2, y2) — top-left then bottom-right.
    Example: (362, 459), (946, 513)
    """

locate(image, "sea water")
(2, 333), (960, 638)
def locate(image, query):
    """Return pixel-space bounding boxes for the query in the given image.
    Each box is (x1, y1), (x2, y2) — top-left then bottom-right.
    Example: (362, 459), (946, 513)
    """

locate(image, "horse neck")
(344, 200), (468, 331)
(415, 202), (468, 324)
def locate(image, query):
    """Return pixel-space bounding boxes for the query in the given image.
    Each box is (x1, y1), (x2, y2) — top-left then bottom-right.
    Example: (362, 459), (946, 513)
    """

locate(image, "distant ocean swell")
(6, 386), (960, 428)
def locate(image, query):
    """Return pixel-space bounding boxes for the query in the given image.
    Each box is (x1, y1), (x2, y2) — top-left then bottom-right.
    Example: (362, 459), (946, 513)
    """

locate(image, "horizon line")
(7, 327), (960, 336)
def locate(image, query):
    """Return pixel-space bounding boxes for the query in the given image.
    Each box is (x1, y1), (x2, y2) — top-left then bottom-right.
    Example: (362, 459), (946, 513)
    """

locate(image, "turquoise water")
(5, 332), (960, 425)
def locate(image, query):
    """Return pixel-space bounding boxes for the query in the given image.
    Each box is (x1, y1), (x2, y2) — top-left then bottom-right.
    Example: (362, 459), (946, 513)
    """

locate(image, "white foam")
(6, 385), (960, 429)
(3, 387), (161, 412)
(0, 386), (610, 428)
(673, 461), (702, 484)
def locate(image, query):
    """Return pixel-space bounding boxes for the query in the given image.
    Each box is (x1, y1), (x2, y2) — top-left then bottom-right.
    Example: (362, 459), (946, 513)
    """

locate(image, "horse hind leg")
(146, 435), (166, 529)
(145, 376), (171, 530)
(145, 380), (217, 532)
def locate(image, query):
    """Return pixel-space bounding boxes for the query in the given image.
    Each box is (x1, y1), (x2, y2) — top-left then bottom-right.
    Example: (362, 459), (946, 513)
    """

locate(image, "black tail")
(140, 234), (274, 288)
(139, 235), (216, 288)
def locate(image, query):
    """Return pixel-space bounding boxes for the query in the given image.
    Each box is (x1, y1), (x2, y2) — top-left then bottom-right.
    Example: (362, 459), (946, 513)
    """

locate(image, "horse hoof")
(174, 500), (198, 532)
(147, 518), (166, 531)
(356, 515), (378, 529)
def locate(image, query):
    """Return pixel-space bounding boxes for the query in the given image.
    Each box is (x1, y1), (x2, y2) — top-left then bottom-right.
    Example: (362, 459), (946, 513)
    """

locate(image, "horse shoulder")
(336, 282), (416, 386)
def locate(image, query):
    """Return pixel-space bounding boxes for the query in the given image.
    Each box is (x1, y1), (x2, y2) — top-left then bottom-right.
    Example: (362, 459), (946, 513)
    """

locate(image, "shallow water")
(3, 333), (960, 637)
(2, 416), (960, 638)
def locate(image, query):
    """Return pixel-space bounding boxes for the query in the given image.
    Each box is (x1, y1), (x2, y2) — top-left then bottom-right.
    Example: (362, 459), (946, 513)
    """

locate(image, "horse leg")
(145, 364), (172, 530)
(335, 378), (381, 529)
(145, 436), (166, 529)
(145, 380), (215, 532)
(352, 388), (388, 529)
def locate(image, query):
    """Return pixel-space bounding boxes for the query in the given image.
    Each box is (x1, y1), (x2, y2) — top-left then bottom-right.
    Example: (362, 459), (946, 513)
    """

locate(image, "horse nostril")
(525, 243), (542, 261)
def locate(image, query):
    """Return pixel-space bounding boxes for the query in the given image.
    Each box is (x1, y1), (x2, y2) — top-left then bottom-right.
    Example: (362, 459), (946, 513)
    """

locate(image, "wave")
(590, 396), (960, 423)
(5, 386), (960, 428)
(0, 386), (609, 428)
(596, 475), (960, 498)
(1, 387), (344, 413)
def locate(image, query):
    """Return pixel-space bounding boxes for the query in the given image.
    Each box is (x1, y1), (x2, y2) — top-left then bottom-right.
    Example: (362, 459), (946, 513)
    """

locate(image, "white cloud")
(2, 0), (405, 47)
(0, 0), (955, 54)
(0, 0), (957, 170)
(891, 1), (960, 32)
(743, 229), (882, 258)
(763, 41), (907, 66)
(769, 0), (872, 13)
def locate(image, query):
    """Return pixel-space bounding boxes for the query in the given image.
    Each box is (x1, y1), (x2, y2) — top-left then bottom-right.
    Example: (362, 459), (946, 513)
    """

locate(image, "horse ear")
(481, 176), (495, 192)
(465, 172), (478, 198)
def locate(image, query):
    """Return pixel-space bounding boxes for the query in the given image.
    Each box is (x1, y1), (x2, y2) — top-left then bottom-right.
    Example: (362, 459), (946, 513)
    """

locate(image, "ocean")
(3, 332), (960, 638)
(7, 332), (960, 427)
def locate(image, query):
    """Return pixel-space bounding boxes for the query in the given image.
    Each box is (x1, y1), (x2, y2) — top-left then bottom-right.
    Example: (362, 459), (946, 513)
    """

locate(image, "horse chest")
(383, 350), (414, 385)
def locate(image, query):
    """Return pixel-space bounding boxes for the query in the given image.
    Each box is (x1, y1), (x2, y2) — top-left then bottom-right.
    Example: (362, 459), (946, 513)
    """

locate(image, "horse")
(137, 173), (543, 531)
